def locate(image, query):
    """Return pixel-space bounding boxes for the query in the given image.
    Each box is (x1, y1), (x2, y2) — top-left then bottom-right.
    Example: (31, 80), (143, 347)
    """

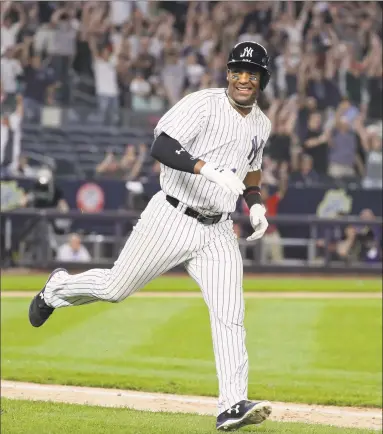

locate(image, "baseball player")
(29, 41), (272, 431)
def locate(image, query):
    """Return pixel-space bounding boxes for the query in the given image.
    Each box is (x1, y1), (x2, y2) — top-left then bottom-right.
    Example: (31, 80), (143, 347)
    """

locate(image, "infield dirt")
(2, 380), (382, 431)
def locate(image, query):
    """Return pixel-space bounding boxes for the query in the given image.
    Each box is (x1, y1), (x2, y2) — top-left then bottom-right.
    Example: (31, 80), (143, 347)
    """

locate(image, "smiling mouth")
(236, 87), (253, 94)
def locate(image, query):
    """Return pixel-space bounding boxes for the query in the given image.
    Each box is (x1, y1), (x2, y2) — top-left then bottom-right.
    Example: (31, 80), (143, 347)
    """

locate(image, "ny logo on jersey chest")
(248, 136), (264, 166)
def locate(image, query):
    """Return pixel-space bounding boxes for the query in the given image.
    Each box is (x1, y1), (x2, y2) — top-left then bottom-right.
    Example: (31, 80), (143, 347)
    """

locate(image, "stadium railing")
(1, 209), (381, 275)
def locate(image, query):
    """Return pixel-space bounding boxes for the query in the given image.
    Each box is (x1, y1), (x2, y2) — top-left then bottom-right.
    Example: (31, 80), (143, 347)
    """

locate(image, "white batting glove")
(247, 204), (268, 241)
(200, 163), (245, 196)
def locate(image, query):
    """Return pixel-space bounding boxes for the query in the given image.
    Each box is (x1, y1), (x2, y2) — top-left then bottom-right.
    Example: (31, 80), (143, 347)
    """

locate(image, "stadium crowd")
(1, 0), (382, 189)
(1, 1), (381, 267)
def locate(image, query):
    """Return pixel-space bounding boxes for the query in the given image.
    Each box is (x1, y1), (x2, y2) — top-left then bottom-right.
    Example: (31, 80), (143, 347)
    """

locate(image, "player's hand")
(200, 163), (245, 195)
(247, 204), (268, 241)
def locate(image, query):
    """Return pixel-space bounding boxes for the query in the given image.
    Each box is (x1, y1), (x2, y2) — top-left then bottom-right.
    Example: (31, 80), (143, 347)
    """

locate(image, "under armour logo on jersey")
(240, 47), (253, 58)
(227, 405), (240, 414)
(248, 136), (264, 166)
(175, 149), (185, 155)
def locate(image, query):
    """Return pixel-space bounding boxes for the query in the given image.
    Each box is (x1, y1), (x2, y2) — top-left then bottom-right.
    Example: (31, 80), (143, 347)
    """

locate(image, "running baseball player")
(29, 41), (272, 431)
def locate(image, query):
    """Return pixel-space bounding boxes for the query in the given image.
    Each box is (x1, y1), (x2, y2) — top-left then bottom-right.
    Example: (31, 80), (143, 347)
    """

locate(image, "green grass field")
(2, 297), (381, 408)
(1, 399), (377, 434)
(1, 274), (381, 292)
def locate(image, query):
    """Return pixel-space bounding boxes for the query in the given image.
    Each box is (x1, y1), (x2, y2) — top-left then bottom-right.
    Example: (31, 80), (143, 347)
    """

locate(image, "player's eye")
(231, 72), (258, 81)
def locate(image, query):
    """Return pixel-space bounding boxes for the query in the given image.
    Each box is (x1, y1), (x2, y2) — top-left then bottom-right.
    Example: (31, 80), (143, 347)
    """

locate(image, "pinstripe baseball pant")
(44, 191), (248, 413)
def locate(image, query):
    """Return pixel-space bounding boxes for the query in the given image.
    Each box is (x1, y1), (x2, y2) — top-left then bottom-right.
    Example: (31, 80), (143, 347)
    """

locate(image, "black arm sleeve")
(150, 132), (199, 174)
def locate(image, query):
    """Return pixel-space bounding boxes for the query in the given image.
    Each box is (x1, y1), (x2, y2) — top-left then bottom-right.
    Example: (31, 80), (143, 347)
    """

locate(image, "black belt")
(166, 195), (227, 226)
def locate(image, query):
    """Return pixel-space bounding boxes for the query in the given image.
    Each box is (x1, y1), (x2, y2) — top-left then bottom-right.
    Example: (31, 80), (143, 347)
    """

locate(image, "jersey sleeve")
(154, 91), (208, 149)
(249, 116), (272, 172)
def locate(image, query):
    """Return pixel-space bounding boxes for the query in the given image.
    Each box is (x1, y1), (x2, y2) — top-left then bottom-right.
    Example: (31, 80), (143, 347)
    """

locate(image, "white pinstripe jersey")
(154, 88), (272, 215)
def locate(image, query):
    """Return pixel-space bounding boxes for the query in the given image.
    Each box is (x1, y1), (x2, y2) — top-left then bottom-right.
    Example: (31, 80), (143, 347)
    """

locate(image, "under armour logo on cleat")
(227, 405), (240, 414)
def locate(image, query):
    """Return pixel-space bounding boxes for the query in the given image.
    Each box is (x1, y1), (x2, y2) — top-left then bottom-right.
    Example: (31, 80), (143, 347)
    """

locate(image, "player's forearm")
(244, 170), (262, 188)
(150, 132), (202, 174)
(243, 170), (263, 208)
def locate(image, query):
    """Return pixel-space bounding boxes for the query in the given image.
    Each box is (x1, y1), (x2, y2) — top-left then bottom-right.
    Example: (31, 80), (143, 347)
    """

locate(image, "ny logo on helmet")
(240, 47), (253, 58)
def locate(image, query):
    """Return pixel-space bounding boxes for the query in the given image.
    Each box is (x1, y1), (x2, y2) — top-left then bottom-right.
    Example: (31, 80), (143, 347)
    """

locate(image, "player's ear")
(226, 69), (230, 81)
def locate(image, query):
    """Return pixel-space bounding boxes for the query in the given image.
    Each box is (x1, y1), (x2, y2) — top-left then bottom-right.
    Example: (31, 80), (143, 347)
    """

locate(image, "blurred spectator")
(336, 209), (381, 263)
(184, 53), (205, 93)
(344, 47), (364, 108)
(356, 209), (381, 263)
(315, 211), (346, 263)
(96, 149), (116, 175)
(161, 49), (185, 106)
(6, 154), (35, 178)
(295, 96), (318, 146)
(327, 100), (360, 179)
(89, 41), (119, 125)
(1, 47), (23, 102)
(1, 93), (23, 168)
(21, 45), (57, 122)
(1, 1), (25, 52)
(48, 6), (78, 104)
(132, 36), (156, 79)
(267, 99), (297, 171)
(110, 0), (133, 27)
(56, 233), (91, 263)
(96, 144), (146, 180)
(130, 70), (153, 111)
(289, 154), (320, 186)
(364, 32), (382, 123)
(259, 173), (288, 263)
(122, 143), (146, 181)
(302, 111), (329, 175)
(336, 224), (359, 262)
(356, 123), (383, 189)
(260, 155), (279, 186)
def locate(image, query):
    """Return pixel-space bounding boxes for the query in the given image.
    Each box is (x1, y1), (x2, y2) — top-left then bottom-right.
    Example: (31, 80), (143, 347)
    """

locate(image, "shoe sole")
(28, 268), (67, 327)
(217, 401), (272, 431)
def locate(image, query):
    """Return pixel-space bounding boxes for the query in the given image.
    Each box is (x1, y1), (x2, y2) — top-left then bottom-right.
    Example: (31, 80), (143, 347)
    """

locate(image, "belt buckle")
(196, 213), (207, 223)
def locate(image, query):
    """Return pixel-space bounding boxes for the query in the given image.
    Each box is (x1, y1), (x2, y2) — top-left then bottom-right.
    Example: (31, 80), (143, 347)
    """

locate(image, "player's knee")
(103, 271), (137, 303)
(212, 309), (245, 329)
(104, 287), (128, 303)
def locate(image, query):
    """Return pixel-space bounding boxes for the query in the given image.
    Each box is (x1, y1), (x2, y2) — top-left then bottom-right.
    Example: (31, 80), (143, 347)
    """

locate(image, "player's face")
(227, 68), (261, 105)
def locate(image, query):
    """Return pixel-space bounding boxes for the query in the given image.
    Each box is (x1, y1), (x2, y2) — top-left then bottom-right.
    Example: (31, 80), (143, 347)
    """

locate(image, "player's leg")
(185, 221), (248, 412)
(40, 192), (200, 309)
(185, 220), (271, 430)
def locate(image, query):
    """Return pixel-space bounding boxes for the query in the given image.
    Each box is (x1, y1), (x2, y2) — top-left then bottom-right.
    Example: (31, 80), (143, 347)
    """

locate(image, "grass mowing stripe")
(246, 300), (319, 373)
(1, 399), (377, 434)
(1, 298), (381, 407)
(34, 299), (194, 361)
(132, 302), (214, 361)
(314, 300), (382, 373)
(1, 300), (117, 350)
(1, 274), (381, 292)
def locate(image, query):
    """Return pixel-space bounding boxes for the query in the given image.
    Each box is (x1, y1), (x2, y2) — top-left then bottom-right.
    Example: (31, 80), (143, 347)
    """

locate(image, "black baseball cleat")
(28, 268), (67, 327)
(216, 400), (272, 431)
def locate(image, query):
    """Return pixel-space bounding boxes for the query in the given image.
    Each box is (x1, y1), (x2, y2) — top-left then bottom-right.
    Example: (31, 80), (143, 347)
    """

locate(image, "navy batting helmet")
(227, 41), (271, 91)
